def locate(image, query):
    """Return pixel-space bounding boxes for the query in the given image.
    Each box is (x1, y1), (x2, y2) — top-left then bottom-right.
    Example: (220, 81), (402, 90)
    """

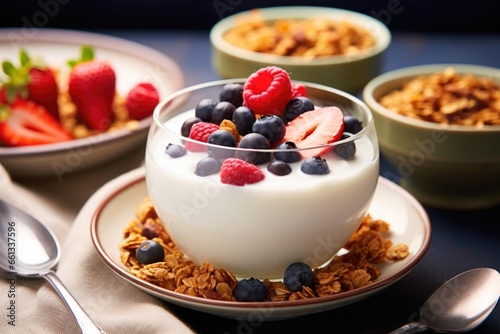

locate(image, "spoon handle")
(388, 321), (428, 334)
(42, 270), (105, 334)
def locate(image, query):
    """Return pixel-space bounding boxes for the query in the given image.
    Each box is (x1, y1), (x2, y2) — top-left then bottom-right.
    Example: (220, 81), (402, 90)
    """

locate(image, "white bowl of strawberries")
(145, 66), (380, 279)
(0, 29), (184, 180)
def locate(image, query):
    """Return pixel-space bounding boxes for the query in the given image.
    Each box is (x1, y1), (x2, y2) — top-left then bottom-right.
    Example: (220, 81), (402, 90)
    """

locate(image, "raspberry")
(220, 158), (265, 186)
(185, 121), (219, 152)
(291, 83), (307, 99)
(243, 66), (292, 116)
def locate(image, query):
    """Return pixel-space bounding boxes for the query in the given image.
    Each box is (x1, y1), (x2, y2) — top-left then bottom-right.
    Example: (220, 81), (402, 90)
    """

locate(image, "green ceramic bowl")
(363, 64), (500, 210)
(210, 6), (391, 94)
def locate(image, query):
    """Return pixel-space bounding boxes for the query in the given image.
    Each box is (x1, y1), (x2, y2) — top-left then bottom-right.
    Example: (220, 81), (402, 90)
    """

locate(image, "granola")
(378, 67), (500, 126)
(223, 10), (376, 58)
(119, 197), (409, 302)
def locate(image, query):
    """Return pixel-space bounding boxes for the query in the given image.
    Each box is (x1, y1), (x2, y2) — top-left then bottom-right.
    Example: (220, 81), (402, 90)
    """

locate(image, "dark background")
(1, 0), (500, 32)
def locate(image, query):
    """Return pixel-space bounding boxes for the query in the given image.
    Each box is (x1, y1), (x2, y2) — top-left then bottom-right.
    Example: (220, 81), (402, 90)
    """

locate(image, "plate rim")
(0, 28), (185, 157)
(90, 168), (432, 314)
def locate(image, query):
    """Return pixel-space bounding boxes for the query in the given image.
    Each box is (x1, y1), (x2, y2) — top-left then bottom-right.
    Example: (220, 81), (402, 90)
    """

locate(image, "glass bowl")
(145, 79), (379, 279)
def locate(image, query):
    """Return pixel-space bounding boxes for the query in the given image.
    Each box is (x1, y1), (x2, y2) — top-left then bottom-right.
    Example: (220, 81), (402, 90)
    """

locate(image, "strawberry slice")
(125, 82), (160, 120)
(0, 100), (73, 146)
(281, 106), (344, 158)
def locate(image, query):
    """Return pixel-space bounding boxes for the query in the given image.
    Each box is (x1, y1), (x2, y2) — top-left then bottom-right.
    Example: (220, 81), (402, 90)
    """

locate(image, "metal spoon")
(389, 267), (500, 333)
(0, 199), (104, 334)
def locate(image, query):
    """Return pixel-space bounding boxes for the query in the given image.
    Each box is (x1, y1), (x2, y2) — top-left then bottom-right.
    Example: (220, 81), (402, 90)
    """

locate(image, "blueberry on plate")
(195, 98), (216, 123)
(343, 115), (363, 134)
(300, 156), (330, 175)
(274, 141), (302, 163)
(165, 143), (187, 158)
(207, 129), (236, 160)
(267, 160), (292, 176)
(135, 240), (165, 265)
(283, 262), (314, 291)
(232, 106), (256, 136)
(233, 277), (268, 302)
(237, 133), (271, 165)
(219, 83), (244, 107)
(252, 114), (285, 143)
(333, 133), (356, 160)
(284, 96), (315, 122)
(212, 101), (236, 125)
(194, 157), (222, 176)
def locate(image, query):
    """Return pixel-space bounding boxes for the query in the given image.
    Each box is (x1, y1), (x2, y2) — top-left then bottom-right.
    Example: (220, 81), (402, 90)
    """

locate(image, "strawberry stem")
(67, 45), (95, 68)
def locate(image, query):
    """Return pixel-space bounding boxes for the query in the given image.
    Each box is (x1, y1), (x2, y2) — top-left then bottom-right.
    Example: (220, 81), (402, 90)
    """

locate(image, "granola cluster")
(378, 67), (500, 126)
(119, 197), (409, 302)
(223, 10), (375, 58)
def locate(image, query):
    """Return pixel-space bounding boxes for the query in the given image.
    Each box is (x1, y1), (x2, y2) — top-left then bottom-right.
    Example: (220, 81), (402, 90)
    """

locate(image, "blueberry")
(300, 156), (330, 175)
(274, 141), (302, 163)
(233, 277), (268, 302)
(181, 116), (202, 137)
(334, 133), (356, 160)
(267, 160), (292, 176)
(232, 106), (256, 135)
(219, 83), (244, 107)
(135, 240), (165, 265)
(252, 114), (286, 143)
(207, 129), (236, 160)
(195, 98), (216, 122)
(165, 143), (187, 158)
(194, 157), (222, 176)
(284, 97), (315, 122)
(238, 133), (271, 165)
(343, 115), (363, 134)
(283, 262), (314, 292)
(212, 101), (236, 125)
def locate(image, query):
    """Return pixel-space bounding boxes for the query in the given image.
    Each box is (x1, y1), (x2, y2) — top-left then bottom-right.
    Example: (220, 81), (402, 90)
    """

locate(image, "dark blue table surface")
(98, 29), (500, 334)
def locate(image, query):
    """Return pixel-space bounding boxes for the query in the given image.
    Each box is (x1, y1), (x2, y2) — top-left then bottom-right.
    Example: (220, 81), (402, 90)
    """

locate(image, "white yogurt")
(146, 109), (379, 278)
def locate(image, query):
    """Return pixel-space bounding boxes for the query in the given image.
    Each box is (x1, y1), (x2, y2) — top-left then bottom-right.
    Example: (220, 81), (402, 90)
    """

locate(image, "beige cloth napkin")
(0, 159), (195, 334)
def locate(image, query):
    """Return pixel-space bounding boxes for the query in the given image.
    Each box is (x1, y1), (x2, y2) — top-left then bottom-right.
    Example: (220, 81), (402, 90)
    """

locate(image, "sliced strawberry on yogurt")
(281, 106), (344, 158)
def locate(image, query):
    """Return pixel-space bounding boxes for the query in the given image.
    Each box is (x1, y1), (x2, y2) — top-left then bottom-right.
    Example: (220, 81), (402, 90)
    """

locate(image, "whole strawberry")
(125, 82), (159, 120)
(68, 45), (116, 131)
(1, 49), (60, 120)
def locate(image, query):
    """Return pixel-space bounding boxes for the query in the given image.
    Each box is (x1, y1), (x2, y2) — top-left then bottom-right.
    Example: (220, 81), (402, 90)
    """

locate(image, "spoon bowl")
(0, 199), (104, 334)
(390, 268), (500, 333)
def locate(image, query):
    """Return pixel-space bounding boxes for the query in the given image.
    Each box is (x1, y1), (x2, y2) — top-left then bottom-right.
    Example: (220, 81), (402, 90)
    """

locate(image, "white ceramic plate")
(90, 168), (431, 320)
(0, 28), (184, 179)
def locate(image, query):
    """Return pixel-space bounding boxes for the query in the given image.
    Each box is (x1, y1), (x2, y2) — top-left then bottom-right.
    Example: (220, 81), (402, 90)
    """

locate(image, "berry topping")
(181, 116), (202, 137)
(219, 83), (244, 107)
(207, 129), (236, 160)
(237, 133), (271, 165)
(195, 157), (222, 176)
(232, 106), (256, 136)
(125, 82), (160, 120)
(300, 156), (330, 175)
(243, 66), (292, 116)
(284, 96), (314, 123)
(333, 133), (357, 160)
(283, 262), (314, 291)
(290, 83), (307, 99)
(195, 98), (216, 122)
(212, 101), (236, 125)
(274, 141), (302, 163)
(252, 114), (286, 144)
(282, 106), (344, 158)
(233, 278), (268, 302)
(220, 158), (265, 186)
(185, 121), (219, 152)
(165, 143), (187, 158)
(135, 240), (165, 265)
(267, 160), (292, 176)
(343, 115), (363, 134)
